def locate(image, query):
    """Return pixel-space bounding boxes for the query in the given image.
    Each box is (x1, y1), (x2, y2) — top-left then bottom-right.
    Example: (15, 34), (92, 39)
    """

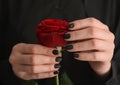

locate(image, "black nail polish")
(64, 34), (70, 39)
(54, 64), (61, 68)
(63, 45), (73, 50)
(73, 53), (79, 58)
(52, 50), (59, 55)
(68, 23), (74, 29)
(56, 57), (62, 62)
(54, 71), (59, 74)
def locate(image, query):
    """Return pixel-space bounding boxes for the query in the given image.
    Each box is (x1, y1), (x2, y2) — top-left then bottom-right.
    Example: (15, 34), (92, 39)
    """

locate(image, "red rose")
(36, 19), (69, 47)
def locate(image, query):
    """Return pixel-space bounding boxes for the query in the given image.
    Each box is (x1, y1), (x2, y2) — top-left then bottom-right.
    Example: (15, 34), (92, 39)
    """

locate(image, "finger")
(64, 39), (114, 52)
(69, 18), (109, 31)
(13, 54), (60, 65)
(74, 51), (113, 62)
(13, 64), (59, 74)
(29, 72), (57, 80)
(65, 27), (114, 41)
(13, 43), (55, 56)
(16, 71), (57, 80)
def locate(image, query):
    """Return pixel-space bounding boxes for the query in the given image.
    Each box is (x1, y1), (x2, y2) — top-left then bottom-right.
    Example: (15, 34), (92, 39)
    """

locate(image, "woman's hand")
(64, 18), (115, 76)
(9, 43), (61, 80)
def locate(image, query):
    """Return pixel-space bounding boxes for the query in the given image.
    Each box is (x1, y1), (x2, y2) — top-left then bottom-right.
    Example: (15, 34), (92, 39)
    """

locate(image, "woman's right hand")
(9, 43), (61, 80)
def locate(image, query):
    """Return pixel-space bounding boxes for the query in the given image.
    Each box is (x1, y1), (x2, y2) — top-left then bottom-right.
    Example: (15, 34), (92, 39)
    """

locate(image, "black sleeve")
(0, 1), (22, 85)
(0, 60), (23, 85)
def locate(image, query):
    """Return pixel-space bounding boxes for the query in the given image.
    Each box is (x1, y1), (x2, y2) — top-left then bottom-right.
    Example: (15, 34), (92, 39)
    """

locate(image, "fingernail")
(63, 34), (70, 39)
(54, 71), (59, 74)
(56, 57), (62, 62)
(54, 64), (61, 68)
(68, 23), (74, 29)
(52, 50), (59, 55)
(63, 45), (73, 50)
(73, 53), (79, 58)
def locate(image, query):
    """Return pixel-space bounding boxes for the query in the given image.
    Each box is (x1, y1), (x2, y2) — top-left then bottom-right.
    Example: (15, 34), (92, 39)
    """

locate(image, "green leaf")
(60, 72), (74, 85)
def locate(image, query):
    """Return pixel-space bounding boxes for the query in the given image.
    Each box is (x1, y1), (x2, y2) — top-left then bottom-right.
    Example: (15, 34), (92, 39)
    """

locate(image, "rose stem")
(56, 46), (62, 85)
(56, 74), (59, 85)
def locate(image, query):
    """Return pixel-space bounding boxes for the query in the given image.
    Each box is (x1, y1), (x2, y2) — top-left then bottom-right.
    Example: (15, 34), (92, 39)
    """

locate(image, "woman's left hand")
(64, 18), (115, 76)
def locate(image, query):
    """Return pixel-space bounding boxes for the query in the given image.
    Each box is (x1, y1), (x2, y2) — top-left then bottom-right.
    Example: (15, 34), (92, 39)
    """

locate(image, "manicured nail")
(54, 64), (61, 68)
(54, 71), (59, 74)
(68, 23), (74, 29)
(73, 53), (79, 58)
(64, 34), (70, 39)
(63, 45), (73, 50)
(52, 50), (59, 55)
(56, 57), (62, 62)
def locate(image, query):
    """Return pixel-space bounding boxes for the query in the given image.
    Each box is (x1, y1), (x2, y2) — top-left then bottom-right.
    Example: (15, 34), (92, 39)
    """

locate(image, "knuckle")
(110, 32), (115, 41)
(92, 52), (99, 60)
(9, 52), (16, 65)
(30, 66), (37, 73)
(88, 27), (96, 37)
(29, 55), (36, 65)
(49, 65), (53, 71)
(75, 43), (80, 51)
(31, 45), (38, 54)
(12, 44), (19, 51)
(104, 25), (109, 30)
(12, 43), (26, 52)
(9, 56), (14, 64)
(88, 17), (97, 26)
(91, 39), (100, 49)
(74, 31), (80, 39)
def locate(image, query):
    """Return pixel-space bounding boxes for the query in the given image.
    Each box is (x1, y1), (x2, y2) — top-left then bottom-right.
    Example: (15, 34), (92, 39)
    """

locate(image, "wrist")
(90, 62), (111, 77)
(99, 62), (111, 77)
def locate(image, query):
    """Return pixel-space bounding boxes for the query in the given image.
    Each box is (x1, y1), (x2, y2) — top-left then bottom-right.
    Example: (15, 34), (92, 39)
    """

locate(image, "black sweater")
(0, 0), (120, 85)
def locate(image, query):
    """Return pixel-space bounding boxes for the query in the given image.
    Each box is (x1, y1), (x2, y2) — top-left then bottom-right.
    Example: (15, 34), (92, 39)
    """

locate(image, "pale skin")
(9, 44), (61, 80)
(9, 17), (115, 80)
